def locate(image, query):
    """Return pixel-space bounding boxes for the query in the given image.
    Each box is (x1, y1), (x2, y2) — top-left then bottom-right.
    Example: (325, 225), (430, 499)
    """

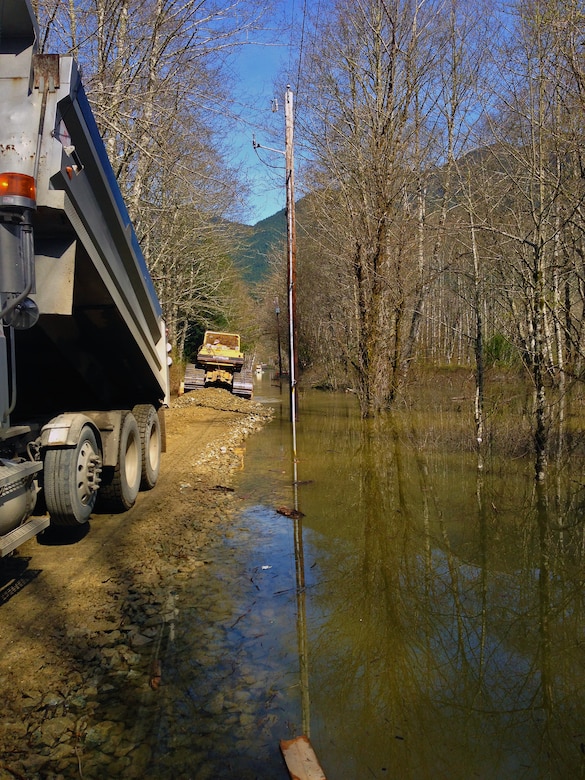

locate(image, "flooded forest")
(257, 5), (585, 771)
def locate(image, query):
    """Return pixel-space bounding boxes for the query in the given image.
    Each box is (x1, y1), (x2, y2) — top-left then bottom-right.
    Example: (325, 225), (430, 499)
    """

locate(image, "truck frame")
(0, 0), (169, 555)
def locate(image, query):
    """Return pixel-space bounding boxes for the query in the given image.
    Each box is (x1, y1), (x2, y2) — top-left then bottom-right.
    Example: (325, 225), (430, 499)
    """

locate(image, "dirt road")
(0, 389), (273, 778)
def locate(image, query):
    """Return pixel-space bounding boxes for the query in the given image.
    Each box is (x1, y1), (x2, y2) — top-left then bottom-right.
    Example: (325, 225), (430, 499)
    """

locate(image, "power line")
(294, 0), (308, 100)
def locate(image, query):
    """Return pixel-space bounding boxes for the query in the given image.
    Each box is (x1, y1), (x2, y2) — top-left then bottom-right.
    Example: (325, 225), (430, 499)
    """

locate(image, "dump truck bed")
(7, 50), (167, 421)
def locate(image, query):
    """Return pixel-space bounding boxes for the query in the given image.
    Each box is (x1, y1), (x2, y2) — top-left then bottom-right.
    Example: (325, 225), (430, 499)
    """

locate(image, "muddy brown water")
(37, 374), (585, 779)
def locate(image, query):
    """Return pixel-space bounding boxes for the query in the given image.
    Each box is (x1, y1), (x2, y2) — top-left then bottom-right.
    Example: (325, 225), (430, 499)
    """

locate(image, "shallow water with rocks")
(143, 507), (301, 778)
(17, 508), (300, 780)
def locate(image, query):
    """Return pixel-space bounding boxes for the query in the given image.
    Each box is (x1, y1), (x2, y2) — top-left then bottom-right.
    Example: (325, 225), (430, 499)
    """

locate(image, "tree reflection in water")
(116, 380), (585, 778)
(288, 386), (585, 779)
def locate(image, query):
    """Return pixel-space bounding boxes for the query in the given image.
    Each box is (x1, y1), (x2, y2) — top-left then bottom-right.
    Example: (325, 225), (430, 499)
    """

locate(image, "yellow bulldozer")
(184, 331), (253, 398)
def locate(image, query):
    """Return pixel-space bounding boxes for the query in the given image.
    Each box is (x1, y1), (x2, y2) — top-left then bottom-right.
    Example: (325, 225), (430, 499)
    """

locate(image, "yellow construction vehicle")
(184, 332), (253, 398)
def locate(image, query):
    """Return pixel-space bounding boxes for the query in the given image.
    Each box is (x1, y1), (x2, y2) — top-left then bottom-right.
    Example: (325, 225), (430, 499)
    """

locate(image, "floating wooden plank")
(280, 735), (327, 780)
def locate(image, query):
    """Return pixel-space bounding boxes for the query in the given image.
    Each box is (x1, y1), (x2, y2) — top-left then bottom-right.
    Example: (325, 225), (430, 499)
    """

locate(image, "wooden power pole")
(285, 85), (299, 425)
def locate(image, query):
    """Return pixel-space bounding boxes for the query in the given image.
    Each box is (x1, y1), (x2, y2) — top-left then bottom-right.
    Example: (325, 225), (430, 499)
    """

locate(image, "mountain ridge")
(230, 207), (286, 285)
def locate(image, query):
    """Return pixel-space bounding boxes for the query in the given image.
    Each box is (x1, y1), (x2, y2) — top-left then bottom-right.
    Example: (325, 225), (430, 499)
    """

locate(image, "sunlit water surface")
(149, 375), (585, 779)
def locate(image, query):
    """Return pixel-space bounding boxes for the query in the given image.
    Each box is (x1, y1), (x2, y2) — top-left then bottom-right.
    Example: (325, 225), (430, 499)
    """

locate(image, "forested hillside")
(231, 210), (287, 285)
(230, 196), (320, 284)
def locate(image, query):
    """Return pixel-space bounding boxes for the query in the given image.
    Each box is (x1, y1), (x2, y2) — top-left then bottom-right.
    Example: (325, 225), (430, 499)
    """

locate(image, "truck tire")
(44, 425), (102, 526)
(132, 404), (161, 490)
(98, 412), (142, 512)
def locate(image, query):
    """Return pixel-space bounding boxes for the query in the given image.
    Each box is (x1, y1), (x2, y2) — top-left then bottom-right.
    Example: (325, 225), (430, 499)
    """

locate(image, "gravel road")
(0, 389), (273, 779)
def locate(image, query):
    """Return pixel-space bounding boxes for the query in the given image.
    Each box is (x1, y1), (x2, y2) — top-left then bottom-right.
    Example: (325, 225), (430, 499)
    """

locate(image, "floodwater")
(150, 374), (585, 779)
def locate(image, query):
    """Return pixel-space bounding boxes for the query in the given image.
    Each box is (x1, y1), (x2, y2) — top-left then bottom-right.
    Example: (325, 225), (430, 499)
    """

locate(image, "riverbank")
(0, 389), (273, 779)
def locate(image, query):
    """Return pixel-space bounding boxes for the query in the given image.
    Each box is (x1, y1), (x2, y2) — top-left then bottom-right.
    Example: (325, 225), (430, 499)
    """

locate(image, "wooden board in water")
(280, 735), (327, 780)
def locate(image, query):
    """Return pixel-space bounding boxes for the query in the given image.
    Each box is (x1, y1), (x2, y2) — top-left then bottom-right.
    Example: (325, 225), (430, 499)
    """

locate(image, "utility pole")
(252, 89), (298, 425)
(285, 85), (299, 425)
(284, 87), (307, 738)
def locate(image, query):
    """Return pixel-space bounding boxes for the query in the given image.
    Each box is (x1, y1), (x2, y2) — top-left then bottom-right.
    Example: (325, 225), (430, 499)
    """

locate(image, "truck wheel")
(132, 404), (161, 490)
(99, 412), (142, 512)
(44, 425), (102, 526)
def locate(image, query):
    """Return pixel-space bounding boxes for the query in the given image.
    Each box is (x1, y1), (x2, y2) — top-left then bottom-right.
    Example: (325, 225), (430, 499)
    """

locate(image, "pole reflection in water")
(288, 387), (311, 739)
(293, 510), (310, 738)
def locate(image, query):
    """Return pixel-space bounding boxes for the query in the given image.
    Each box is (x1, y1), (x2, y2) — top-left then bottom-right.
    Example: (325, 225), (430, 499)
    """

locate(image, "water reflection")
(145, 510), (302, 779)
(145, 379), (585, 778)
(239, 385), (585, 779)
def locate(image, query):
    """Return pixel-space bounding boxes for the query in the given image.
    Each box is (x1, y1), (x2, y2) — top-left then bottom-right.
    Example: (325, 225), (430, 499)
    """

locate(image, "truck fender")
(77, 410), (126, 468)
(41, 413), (102, 453)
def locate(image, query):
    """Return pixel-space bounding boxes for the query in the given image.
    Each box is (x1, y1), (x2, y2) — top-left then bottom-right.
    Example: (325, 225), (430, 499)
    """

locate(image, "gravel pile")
(173, 388), (267, 415)
(174, 389), (274, 481)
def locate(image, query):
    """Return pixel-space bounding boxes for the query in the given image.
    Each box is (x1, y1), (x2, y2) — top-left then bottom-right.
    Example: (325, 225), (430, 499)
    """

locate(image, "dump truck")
(0, 0), (169, 555)
(184, 331), (253, 398)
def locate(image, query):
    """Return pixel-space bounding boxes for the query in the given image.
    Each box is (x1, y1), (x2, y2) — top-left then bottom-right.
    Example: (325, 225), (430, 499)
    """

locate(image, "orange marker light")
(0, 172), (36, 202)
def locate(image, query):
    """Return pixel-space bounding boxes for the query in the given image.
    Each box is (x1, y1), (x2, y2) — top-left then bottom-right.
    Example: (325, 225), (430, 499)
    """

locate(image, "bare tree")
(456, 0), (585, 480)
(298, 0), (449, 416)
(34, 0), (273, 356)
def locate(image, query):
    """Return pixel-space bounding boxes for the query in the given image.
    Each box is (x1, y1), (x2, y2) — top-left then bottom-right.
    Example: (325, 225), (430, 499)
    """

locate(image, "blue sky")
(226, 2), (306, 225)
